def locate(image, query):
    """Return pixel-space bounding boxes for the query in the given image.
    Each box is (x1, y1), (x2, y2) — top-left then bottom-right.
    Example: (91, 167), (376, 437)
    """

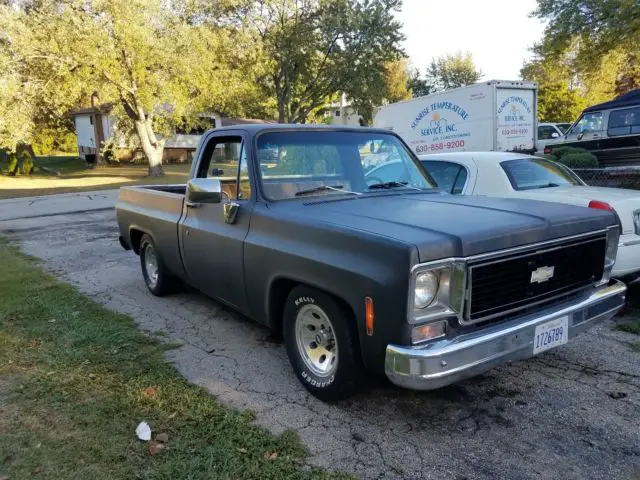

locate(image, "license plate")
(533, 316), (568, 355)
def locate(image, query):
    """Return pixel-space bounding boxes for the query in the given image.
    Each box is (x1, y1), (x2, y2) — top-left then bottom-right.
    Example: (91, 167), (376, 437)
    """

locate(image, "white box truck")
(373, 80), (538, 155)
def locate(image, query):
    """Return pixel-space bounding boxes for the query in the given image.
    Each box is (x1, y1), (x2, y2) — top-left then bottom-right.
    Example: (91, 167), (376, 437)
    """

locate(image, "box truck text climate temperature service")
(374, 80), (538, 155)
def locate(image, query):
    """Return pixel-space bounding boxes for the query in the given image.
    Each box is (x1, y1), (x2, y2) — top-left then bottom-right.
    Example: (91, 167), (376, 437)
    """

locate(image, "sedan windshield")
(501, 158), (583, 191)
(256, 131), (436, 200)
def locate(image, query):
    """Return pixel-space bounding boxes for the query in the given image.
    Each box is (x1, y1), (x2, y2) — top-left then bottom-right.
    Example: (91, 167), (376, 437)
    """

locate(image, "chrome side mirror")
(551, 132), (560, 138)
(186, 178), (222, 204)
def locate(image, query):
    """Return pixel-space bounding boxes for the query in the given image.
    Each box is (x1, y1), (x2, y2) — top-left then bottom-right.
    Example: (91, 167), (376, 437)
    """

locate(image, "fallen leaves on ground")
(143, 386), (157, 399)
(264, 452), (278, 461)
(155, 433), (169, 443)
(149, 441), (165, 456)
(237, 448), (248, 454)
(29, 339), (41, 348)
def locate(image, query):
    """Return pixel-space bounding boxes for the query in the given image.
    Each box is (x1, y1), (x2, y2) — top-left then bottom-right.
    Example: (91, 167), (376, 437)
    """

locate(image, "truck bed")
(115, 184), (187, 278)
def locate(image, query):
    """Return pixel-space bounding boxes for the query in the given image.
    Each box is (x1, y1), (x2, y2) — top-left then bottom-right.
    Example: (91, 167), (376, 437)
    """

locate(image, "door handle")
(185, 200), (201, 209)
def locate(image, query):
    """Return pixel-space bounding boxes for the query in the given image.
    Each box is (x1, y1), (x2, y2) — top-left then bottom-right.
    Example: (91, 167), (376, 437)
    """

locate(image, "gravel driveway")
(2, 208), (639, 480)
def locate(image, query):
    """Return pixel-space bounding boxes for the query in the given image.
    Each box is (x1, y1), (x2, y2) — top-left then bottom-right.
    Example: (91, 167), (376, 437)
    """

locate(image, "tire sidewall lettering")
(301, 369), (335, 389)
(294, 296), (316, 307)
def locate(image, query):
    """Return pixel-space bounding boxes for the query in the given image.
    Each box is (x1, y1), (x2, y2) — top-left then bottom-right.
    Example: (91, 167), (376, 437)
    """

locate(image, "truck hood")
(282, 192), (616, 262)
(506, 185), (640, 235)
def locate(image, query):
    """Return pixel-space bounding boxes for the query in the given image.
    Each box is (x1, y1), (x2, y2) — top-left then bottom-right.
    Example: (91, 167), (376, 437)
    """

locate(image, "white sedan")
(414, 152), (640, 280)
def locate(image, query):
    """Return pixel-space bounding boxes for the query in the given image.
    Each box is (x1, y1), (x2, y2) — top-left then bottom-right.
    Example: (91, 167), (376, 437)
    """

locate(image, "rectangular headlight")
(409, 261), (465, 323)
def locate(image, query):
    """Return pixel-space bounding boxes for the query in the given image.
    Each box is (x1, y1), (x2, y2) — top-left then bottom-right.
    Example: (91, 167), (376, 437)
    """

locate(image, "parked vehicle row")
(543, 89), (640, 166)
(117, 125), (627, 401)
(416, 152), (640, 281)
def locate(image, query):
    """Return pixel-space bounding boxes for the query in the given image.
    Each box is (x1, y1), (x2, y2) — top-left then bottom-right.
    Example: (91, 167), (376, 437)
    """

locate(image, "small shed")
(70, 104), (115, 162)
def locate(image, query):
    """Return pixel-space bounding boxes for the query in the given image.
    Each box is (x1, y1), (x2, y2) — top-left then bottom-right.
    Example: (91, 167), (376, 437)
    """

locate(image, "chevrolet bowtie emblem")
(530, 265), (555, 284)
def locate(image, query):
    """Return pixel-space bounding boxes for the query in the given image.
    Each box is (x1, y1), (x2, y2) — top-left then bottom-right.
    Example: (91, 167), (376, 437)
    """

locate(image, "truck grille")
(465, 234), (606, 324)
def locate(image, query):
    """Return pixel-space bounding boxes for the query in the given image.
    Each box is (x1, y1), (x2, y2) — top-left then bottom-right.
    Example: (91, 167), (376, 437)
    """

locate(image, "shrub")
(21, 151), (34, 175)
(7, 153), (18, 176)
(549, 146), (588, 160)
(557, 152), (599, 169)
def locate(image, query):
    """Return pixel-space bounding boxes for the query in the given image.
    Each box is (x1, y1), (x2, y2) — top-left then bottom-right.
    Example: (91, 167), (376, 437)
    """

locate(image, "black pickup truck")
(116, 125), (626, 400)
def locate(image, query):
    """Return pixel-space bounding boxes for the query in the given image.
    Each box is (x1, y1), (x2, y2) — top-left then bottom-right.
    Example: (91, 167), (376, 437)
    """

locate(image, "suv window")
(608, 107), (640, 137)
(198, 136), (251, 201)
(568, 112), (604, 135)
(538, 125), (559, 140)
(422, 160), (468, 194)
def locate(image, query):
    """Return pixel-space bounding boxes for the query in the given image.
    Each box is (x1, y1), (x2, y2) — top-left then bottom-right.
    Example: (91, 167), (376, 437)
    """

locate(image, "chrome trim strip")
(387, 280), (626, 391)
(410, 229), (608, 273)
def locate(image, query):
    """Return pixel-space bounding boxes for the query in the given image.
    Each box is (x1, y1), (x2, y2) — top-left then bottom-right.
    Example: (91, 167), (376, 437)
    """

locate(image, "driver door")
(564, 111), (604, 150)
(179, 133), (254, 311)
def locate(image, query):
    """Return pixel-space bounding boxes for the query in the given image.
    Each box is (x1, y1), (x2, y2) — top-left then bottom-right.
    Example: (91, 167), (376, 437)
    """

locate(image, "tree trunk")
(134, 119), (165, 177)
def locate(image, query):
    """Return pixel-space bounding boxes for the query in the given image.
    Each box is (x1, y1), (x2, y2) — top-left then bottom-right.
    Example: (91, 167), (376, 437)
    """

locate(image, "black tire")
(283, 286), (362, 401)
(139, 234), (177, 296)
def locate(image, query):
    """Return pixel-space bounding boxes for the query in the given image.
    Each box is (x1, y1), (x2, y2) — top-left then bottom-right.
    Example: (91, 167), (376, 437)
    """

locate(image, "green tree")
(425, 52), (483, 92)
(532, 0), (640, 57)
(240, 0), (405, 124)
(382, 58), (412, 104)
(407, 68), (433, 98)
(521, 45), (586, 122)
(0, 0), (261, 176)
(531, 0), (640, 95)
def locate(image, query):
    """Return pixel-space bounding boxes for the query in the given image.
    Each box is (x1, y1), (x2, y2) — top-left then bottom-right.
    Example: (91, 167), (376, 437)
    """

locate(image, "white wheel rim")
(144, 244), (159, 288)
(294, 304), (338, 378)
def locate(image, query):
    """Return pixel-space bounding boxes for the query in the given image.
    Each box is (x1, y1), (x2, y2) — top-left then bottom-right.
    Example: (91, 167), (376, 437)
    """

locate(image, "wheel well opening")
(129, 229), (145, 255)
(269, 280), (362, 356)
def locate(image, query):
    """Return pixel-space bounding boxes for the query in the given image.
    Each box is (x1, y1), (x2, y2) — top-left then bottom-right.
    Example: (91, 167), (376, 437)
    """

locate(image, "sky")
(396, 0), (547, 80)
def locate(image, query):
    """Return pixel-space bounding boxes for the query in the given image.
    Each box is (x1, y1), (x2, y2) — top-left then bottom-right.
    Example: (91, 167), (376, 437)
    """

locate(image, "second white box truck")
(374, 80), (538, 155)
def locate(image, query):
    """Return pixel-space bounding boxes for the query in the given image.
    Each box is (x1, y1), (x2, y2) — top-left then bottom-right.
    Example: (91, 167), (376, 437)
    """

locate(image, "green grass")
(616, 320), (640, 335)
(0, 238), (347, 480)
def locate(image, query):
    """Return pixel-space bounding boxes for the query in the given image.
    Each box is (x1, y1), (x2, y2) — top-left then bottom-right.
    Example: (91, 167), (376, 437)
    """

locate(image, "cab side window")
(198, 136), (251, 201)
(608, 107), (640, 137)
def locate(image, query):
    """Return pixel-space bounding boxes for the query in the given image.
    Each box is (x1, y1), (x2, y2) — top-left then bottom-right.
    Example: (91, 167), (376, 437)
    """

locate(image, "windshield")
(501, 158), (583, 191)
(257, 131), (436, 200)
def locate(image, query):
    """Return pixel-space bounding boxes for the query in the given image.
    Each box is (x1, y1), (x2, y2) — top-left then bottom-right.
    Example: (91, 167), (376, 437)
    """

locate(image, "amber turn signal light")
(365, 297), (374, 336)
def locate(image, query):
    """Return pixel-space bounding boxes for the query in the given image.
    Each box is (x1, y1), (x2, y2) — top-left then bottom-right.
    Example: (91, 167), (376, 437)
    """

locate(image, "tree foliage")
(425, 52), (483, 92)
(407, 68), (433, 98)
(527, 0), (640, 118)
(239, 0), (404, 124)
(0, 0), (263, 175)
(532, 0), (640, 59)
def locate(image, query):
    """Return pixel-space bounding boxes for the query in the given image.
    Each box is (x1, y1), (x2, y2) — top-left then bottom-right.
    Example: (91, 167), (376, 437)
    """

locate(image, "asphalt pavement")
(1, 193), (639, 480)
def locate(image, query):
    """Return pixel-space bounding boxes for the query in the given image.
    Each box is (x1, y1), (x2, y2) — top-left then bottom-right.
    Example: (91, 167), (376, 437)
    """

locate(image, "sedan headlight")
(414, 271), (439, 309)
(409, 261), (466, 323)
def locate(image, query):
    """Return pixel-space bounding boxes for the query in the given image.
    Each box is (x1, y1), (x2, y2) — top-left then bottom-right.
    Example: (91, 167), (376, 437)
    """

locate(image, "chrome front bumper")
(385, 280), (627, 391)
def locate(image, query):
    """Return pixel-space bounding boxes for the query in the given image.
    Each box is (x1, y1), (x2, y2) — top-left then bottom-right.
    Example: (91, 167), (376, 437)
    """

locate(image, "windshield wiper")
(367, 181), (421, 191)
(294, 185), (361, 197)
